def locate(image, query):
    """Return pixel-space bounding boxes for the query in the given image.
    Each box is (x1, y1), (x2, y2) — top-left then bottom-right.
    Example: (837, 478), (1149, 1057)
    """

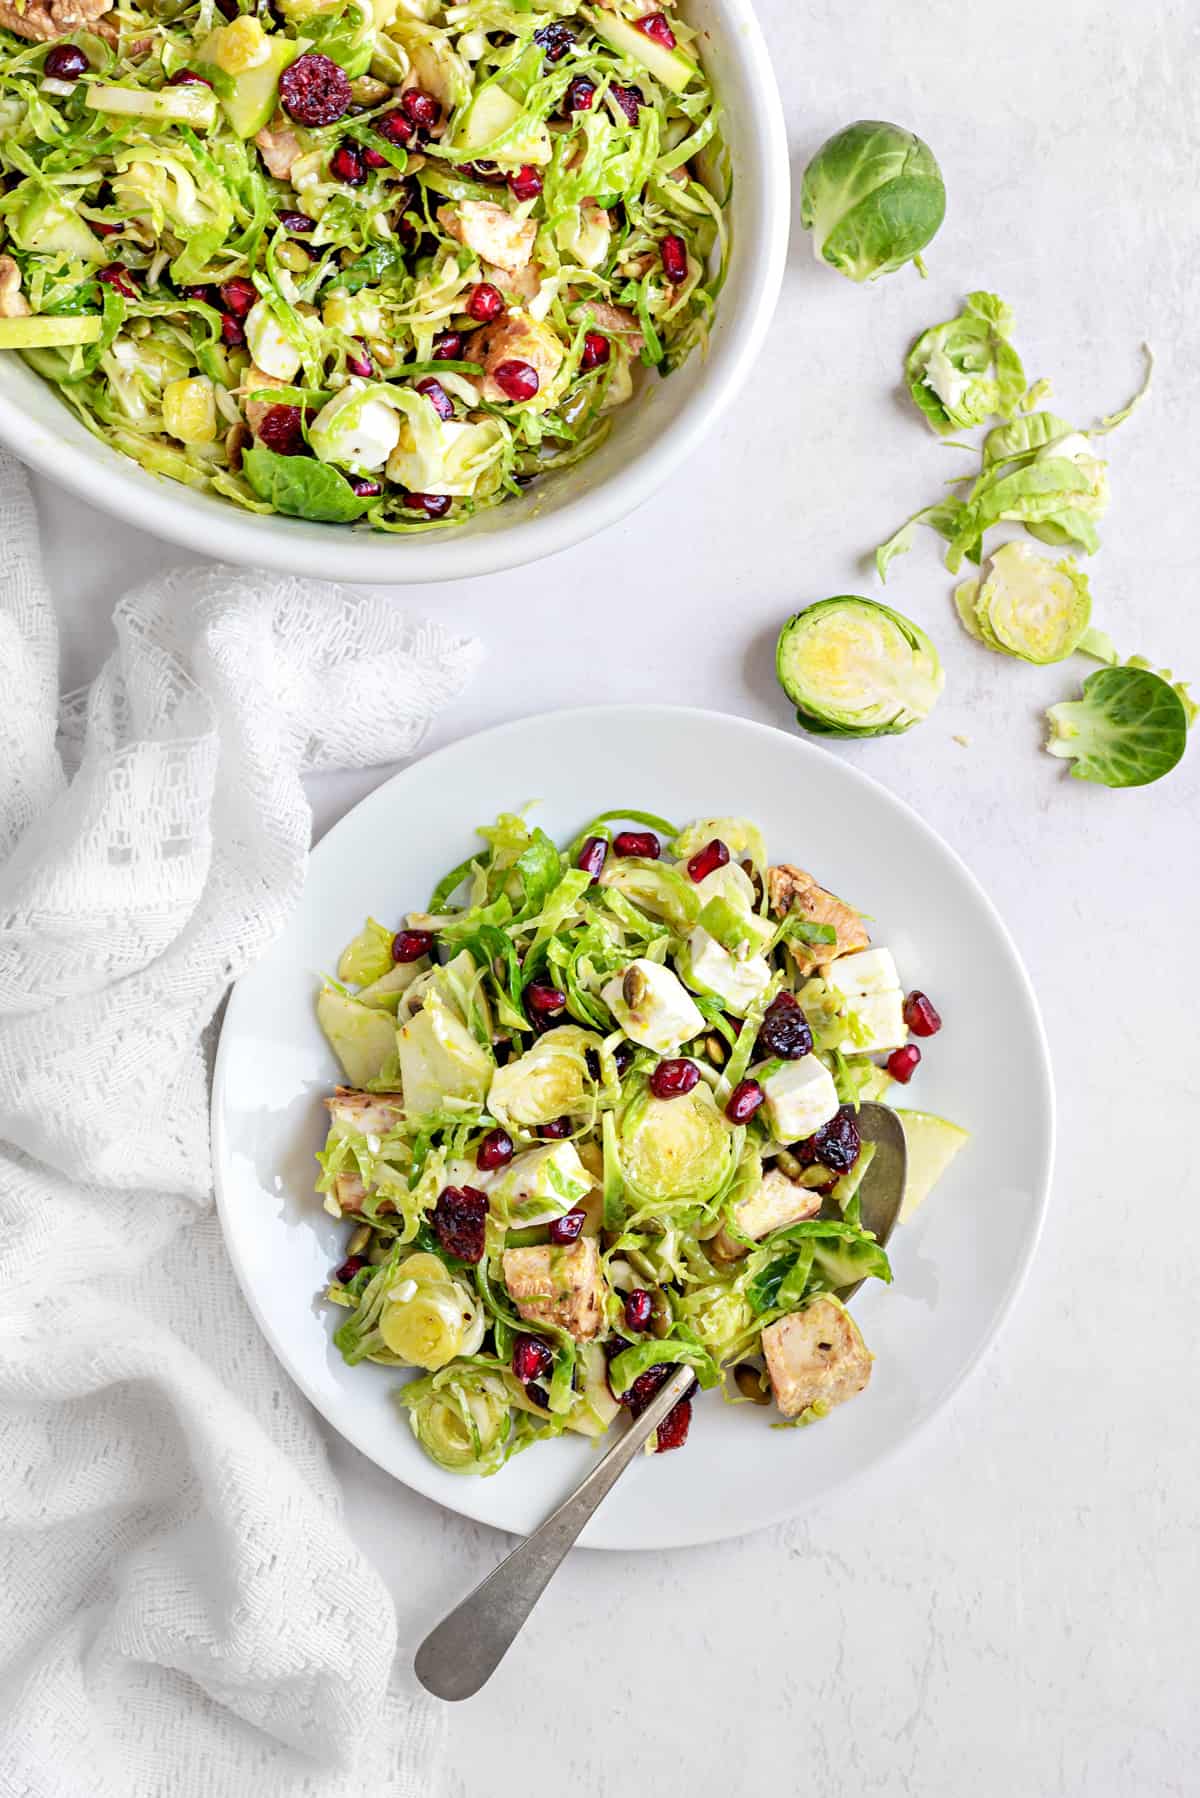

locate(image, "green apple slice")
(895, 1109), (969, 1221)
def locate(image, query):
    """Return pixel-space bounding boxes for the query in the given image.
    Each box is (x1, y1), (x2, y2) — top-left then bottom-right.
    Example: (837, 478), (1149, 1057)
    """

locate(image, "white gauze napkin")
(0, 451), (473, 1798)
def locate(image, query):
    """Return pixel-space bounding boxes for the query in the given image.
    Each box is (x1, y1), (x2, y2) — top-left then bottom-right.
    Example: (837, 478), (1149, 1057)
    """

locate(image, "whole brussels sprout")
(800, 120), (945, 283)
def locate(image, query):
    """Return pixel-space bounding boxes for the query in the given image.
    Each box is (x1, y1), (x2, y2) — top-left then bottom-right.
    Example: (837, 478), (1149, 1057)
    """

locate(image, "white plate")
(212, 707), (1054, 1550)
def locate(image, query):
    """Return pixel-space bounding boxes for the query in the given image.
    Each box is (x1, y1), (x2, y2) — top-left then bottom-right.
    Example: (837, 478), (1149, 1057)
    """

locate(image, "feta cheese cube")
(686, 927), (772, 1014)
(761, 1055), (839, 1142)
(309, 381), (401, 472)
(486, 1141), (591, 1227)
(834, 989), (908, 1055)
(244, 299), (302, 382)
(602, 959), (704, 1054)
(824, 947), (901, 998)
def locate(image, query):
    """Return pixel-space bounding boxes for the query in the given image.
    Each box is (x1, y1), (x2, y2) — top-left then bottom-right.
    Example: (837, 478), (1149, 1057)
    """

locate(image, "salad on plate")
(313, 808), (967, 1475)
(0, 0), (727, 528)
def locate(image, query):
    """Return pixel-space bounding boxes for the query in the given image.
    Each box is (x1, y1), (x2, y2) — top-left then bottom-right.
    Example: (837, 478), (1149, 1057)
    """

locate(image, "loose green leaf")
(1045, 666), (1190, 788)
(242, 444), (369, 524)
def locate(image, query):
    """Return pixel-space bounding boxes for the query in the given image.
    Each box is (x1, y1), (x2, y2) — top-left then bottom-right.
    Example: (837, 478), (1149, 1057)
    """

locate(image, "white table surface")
(28, 0), (1199, 1790)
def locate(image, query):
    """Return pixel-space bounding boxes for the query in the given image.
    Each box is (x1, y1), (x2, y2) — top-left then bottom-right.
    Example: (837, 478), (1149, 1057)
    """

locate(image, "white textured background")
(30, 0), (1199, 1791)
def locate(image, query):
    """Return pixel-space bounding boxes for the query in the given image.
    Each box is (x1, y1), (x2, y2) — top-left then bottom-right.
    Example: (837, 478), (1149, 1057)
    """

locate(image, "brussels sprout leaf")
(1045, 666), (1190, 788)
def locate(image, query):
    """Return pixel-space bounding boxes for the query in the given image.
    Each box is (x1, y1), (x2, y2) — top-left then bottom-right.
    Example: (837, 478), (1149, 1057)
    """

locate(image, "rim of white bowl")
(0, 7), (789, 585)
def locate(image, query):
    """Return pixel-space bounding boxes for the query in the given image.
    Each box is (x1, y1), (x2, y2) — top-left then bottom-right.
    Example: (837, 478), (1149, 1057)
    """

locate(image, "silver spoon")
(414, 1102), (906, 1702)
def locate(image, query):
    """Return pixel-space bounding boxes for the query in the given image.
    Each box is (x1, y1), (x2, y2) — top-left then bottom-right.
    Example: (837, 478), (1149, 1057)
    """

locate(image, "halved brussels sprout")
(776, 597), (944, 738)
(316, 986), (397, 1086)
(379, 1251), (485, 1369)
(397, 985), (493, 1118)
(487, 1025), (601, 1129)
(399, 1362), (513, 1473)
(953, 540), (1103, 664)
(800, 120), (945, 284)
(619, 1078), (736, 1212)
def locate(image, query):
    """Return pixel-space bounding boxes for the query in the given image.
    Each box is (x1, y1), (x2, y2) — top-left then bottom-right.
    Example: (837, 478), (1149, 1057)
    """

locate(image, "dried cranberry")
(416, 375), (454, 420)
(563, 76), (596, 114)
(525, 1382), (551, 1409)
(612, 829), (659, 859)
(609, 82), (644, 125)
(91, 221), (121, 239)
(407, 492), (452, 518)
(476, 1126), (514, 1172)
(533, 19), (574, 60)
(636, 10), (677, 49)
(220, 312), (246, 347)
(507, 164), (543, 202)
(654, 1396), (692, 1452)
(512, 1333), (554, 1383)
(612, 1040), (634, 1079)
(219, 277), (256, 319)
(903, 991), (942, 1037)
(547, 1206), (586, 1244)
(755, 991), (813, 1061)
(335, 1255), (365, 1283)
(346, 344), (373, 379)
(166, 66), (211, 87)
(430, 1184), (489, 1262)
(660, 233), (688, 285)
(178, 283), (215, 303)
(98, 263), (137, 300)
(577, 834), (608, 880)
(625, 1363), (671, 1413)
(330, 141), (366, 186)
(392, 928), (434, 962)
(725, 1078), (765, 1125)
(805, 1104), (861, 1174)
(492, 359), (539, 402)
(256, 405), (305, 455)
(349, 477), (382, 498)
(686, 837), (730, 883)
(539, 1116), (571, 1140)
(650, 1058), (700, 1099)
(279, 53), (352, 127)
(623, 1289), (652, 1331)
(44, 43), (88, 79)
(277, 209), (315, 234)
(526, 981), (566, 1016)
(363, 145), (389, 169)
(580, 330), (610, 371)
(466, 281), (504, 323)
(887, 1044), (921, 1084)
(375, 108), (414, 146)
(432, 329), (463, 360)
(400, 87), (439, 130)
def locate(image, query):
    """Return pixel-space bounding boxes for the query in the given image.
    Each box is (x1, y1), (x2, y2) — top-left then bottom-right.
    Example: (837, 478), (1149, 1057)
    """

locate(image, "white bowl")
(0, 2), (789, 584)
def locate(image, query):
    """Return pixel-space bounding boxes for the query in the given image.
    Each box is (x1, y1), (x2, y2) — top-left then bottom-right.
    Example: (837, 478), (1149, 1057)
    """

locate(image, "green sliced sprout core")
(953, 539), (1095, 664)
(800, 119), (945, 284)
(776, 597), (944, 738)
(1046, 666), (1190, 788)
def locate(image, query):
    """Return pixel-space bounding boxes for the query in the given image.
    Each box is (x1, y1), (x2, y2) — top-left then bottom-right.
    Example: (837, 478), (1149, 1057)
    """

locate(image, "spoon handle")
(413, 1364), (695, 1701)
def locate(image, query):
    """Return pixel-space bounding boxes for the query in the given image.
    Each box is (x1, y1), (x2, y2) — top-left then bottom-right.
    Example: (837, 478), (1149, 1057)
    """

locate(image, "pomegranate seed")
(330, 142), (366, 185)
(609, 82), (643, 125)
(408, 492), (452, 518)
(903, 991), (942, 1037)
(580, 330), (610, 371)
(430, 1184), (489, 1262)
(375, 108), (414, 146)
(476, 1126), (514, 1172)
(547, 1206), (586, 1244)
(256, 404), (305, 455)
(650, 1058), (700, 1100)
(392, 928), (434, 962)
(623, 1289), (652, 1331)
(686, 837), (730, 883)
(512, 1333), (554, 1383)
(577, 834), (608, 880)
(345, 344), (373, 379)
(725, 1078), (765, 1125)
(166, 67), (211, 87)
(178, 283), (214, 303)
(660, 233), (688, 285)
(335, 1255), (365, 1283)
(400, 87), (439, 129)
(508, 164), (543, 202)
(98, 263), (137, 300)
(467, 282), (504, 323)
(755, 992), (813, 1061)
(44, 43), (88, 79)
(887, 1044), (922, 1084)
(432, 329), (463, 360)
(220, 313), (246, 347)
(277, 209), (315, 234)
(526, 981), (566, 1015)
(416, 375), (454, 420)
(349, 477), (381, 498)
(533, 19), (574, 60)
(456, 159), (503, 183)
(219, 277), (256, 318)
(563, 75), (596, 114)
(492, 359), (539, 402)
(92, 221), (120, 238)
(655, 1396), (692, 1452)
(613, 830), (660, 860)
(636, 10), (677, 48)
(279, 52), (352, 127)
(363, 145), (388, 169)
(539, 1116), (571, 1139)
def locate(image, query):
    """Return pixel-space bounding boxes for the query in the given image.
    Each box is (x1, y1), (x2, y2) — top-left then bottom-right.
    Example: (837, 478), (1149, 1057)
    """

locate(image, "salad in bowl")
(313, 808), (967, 1475)
(0, 0), (728, 531)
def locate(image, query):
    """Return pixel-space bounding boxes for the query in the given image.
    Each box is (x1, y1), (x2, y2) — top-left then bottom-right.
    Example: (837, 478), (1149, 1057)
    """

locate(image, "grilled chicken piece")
(767, 863), (870, 975)
(579, 299), (645, 355)
(502, 1236), (605, 1341)
(325, 1088), (404, 1136)
(437, 201), (536, 274)
(761, 1297), (872, 1419)
(255, 121), (304, 181)
(711, 1167), (822, 1261)
(465, 309), (564, 404)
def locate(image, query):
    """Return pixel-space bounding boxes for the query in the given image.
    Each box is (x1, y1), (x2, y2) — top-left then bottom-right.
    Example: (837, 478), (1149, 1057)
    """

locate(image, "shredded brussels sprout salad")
(0, 0), (728, 530)
(314, 808), (967, 1474)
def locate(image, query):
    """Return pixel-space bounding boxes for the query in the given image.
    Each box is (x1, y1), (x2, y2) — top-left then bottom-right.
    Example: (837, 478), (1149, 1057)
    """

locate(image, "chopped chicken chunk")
(767, 863), (870, 975)
(331, 1171), (396, 1218)
(465, 309), (564, 404)
(437, 200), (536, 273)
(502, 1235), (605, 1341)
(255, 121), (304, 182)
(761, 1298), (872, 1419)
(712, 1167), (821, 1261)
(581, 299), (645, 355)
(325, 1088), (405, 1136)
(0, 0), (110, 39)
(240, 365), (288, 436)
